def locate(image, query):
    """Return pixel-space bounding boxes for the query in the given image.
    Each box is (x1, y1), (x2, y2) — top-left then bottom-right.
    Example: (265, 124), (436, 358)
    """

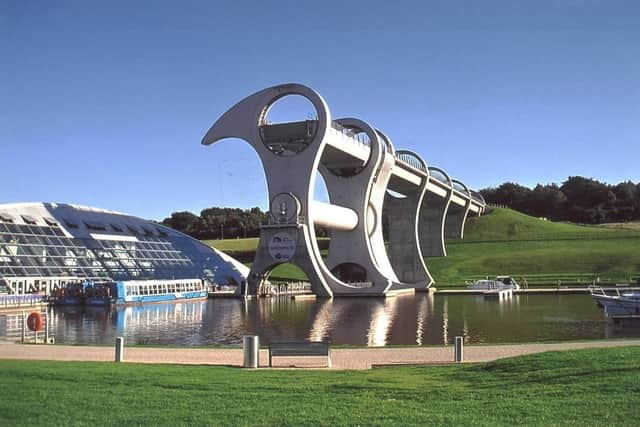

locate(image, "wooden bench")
(268, 341), (331, 368)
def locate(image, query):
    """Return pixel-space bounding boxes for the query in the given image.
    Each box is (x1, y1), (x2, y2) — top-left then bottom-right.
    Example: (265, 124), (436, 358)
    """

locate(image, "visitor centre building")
(0, 202), (248, 295)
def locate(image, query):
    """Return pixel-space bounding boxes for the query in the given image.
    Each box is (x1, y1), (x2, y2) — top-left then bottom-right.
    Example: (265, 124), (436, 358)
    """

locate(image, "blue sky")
(2, 1), (639, 220)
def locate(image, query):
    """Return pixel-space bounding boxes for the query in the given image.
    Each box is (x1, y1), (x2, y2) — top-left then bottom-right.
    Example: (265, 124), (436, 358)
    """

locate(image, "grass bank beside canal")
(428, 238), (640, 285)
(1, 346), (639, 426)
(430, 208), (640, 285)
(206, 208), (640, 285)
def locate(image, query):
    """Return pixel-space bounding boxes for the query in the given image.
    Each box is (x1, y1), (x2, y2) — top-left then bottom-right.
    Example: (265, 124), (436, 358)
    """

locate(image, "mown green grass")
(269, 263), (309, 281)
(204, 237), (261, 252)
(432, 208), (640, 284)
(429, 238), (640, 285)
(600, 221), (640, 231)
(461, 207), (640, 242)
(207, 237), (329, 252)
(1, 346), (639, 426)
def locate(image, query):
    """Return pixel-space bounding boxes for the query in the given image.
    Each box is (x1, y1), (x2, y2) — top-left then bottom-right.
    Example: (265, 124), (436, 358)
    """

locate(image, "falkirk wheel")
(202, 83), (486, 297)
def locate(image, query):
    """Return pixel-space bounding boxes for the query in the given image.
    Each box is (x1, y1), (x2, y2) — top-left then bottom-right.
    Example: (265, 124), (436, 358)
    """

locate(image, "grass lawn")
(600, 221), (640, 231)
(204, 237), (261, 252)
(460, 208), (640, 242)
(429, 238), (640, 285)
(1, 346), (639, 426)
(269, 263), (309, 281)
(431, 208), (640, 285)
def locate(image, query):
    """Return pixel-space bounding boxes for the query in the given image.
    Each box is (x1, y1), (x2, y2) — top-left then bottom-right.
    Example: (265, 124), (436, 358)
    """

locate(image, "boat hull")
(598, 296), (640, 317)
(85, 297), (113, 306)
(114, 290), (208, 305)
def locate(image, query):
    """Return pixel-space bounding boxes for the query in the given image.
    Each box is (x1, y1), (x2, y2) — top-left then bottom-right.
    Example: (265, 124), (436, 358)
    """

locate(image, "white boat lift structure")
(202, 83), (486, 297)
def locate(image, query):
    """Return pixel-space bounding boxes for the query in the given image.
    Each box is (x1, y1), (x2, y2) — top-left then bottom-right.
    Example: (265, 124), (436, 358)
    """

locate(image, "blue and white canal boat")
(112, 278), (208, 305)
(56, 278), (208, 306)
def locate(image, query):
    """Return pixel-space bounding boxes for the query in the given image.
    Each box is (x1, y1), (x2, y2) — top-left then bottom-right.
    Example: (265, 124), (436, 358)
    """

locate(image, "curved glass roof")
(0, 203), (248, 287)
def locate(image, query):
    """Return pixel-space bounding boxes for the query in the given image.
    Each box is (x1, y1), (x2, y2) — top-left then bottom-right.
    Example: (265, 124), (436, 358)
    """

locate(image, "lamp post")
(220, 224), (224, 240)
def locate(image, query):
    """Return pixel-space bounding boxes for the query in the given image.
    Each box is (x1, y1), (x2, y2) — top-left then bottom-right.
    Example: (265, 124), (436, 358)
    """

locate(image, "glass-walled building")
(0, 202), (248, 294)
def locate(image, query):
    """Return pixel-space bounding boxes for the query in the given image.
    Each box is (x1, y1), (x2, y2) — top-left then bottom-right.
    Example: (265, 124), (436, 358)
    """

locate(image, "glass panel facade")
(0, 223), (220, 282)
(0, 204), (248, 290)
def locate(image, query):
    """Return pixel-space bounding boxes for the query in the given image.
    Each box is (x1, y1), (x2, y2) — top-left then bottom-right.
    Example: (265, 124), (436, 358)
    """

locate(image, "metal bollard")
(115, 337), (124, 362)
(454, 336), (464, 363)
(45, 311), (49, 344)
(242, 335), (259, 368)
(21, 311), (26, 343)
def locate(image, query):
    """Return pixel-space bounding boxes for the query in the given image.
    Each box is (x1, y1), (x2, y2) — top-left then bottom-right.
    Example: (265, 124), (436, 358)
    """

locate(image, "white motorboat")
(467, 276), (520, 290)
(590, 287), (640, 317)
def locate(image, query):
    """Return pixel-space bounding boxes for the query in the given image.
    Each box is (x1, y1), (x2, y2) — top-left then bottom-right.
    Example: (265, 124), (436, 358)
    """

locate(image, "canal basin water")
(2, 294), (639, 346)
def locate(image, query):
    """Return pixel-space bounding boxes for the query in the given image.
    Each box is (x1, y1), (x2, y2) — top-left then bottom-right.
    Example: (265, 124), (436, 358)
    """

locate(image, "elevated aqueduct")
(202, 83), (485, 297)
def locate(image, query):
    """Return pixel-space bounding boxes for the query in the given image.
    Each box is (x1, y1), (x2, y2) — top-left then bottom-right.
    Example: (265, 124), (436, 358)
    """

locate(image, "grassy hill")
(206, 208), (640, 285)
(460, 207), (639, 242)
(431, 208), (640, 285)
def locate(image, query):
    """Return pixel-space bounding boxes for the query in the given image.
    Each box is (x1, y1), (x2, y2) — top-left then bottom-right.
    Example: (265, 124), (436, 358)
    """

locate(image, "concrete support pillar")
(444, 203), (471, 240)
(385, 191), (432, 287)
(419, 191), (451, 257)
(445, 181), (472, 240)
(319, 118), (399, 295)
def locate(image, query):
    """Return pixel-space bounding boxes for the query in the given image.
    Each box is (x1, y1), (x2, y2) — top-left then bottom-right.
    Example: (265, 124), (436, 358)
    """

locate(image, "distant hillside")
(431, 208), (640, 285)
(459, 207), (639, 242)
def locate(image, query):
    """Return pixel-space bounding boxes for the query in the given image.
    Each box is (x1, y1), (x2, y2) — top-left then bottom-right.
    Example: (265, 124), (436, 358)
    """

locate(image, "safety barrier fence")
(448, 231), (640, 244)
(268, 281), (313, 295)
(0, 308), (53, 343)
(463, 274), (640, 287)
(394, 151), (428, 174)
(0, 293), (46, 309)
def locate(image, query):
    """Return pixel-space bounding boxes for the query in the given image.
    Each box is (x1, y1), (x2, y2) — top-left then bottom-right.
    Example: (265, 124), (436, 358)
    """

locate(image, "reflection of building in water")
(10, 294), (622, 346)
(307, 295), (437, 347)
(442, 298), (449, 345)
(308, 298), (336, 342)
(366, 297), (399, 346)
(200, 299), (246, 342)
(115, 302), (205, 342)
(45, 305), (113, 344)
(307, 297), (405, 346)
(415, 293), (432, 345)
(227, 297), (322, 344)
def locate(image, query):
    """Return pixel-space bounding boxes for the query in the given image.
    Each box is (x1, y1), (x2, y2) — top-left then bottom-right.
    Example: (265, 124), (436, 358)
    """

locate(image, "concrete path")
(2, 340), (639, 370)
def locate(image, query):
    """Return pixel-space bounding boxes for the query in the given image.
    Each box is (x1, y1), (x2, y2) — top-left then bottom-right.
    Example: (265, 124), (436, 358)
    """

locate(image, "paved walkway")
(1, 339), (639, 370)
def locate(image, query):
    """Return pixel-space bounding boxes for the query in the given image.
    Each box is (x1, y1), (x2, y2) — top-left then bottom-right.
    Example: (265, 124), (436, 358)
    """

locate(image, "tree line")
(162, 207), (268, 240)
(162, 176), (640, 239)
(480, 177), (640, 224)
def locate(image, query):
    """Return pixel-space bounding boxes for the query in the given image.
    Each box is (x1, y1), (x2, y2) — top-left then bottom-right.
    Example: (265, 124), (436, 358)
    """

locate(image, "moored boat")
(112, 278), (207, 305)
(53, 282), (85, 305)
(467, 276), (520, 291)
(84, 281), (115, 306)
(53, 278), (208, 306)
(590, 286), (640, 317)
